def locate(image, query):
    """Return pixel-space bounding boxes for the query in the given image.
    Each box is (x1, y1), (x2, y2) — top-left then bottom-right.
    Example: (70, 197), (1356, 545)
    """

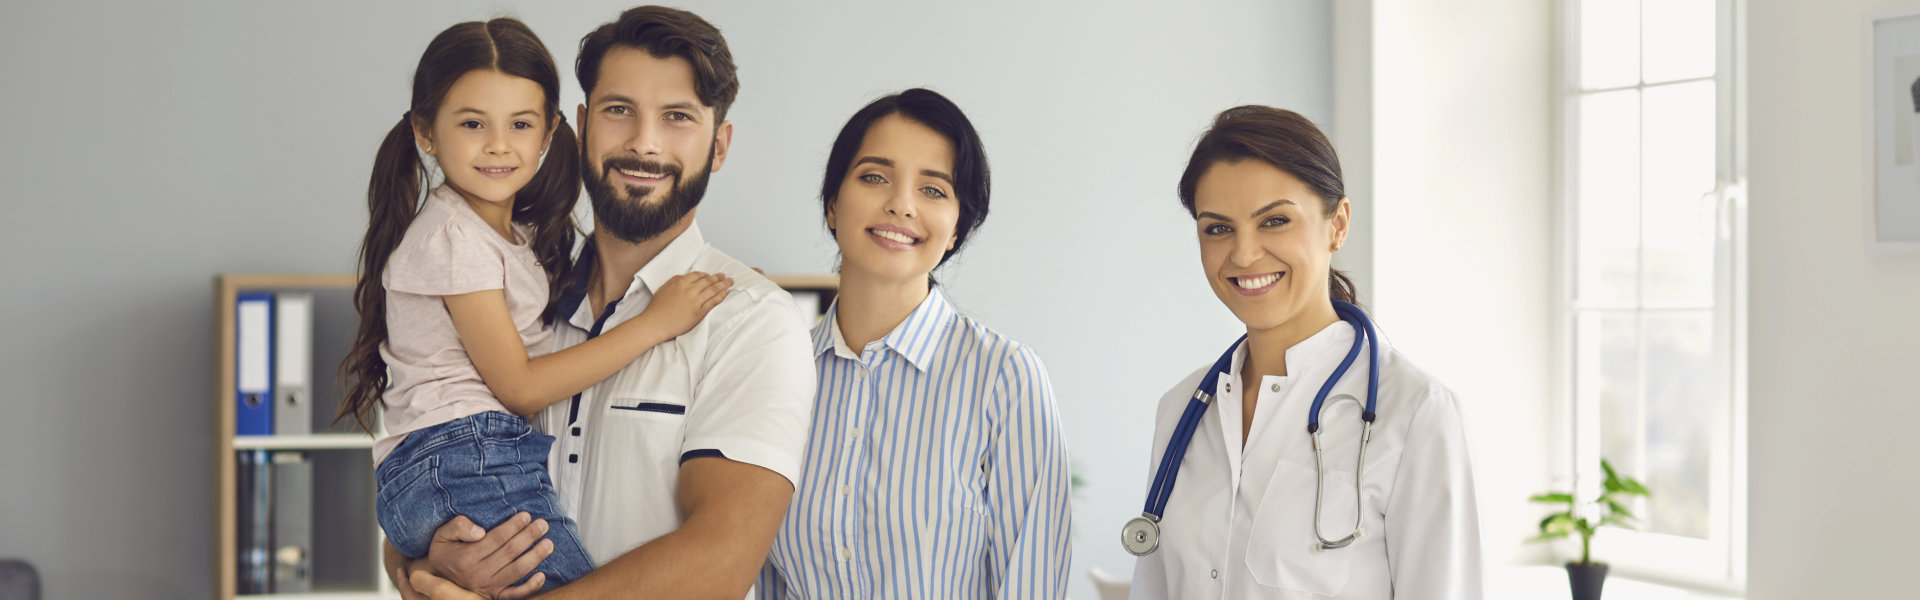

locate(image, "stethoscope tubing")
(1126, 300), (1380, 556)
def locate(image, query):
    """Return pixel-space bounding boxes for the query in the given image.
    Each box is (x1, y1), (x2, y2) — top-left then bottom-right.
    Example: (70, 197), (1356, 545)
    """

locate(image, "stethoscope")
(1122, 300), (1381, 557)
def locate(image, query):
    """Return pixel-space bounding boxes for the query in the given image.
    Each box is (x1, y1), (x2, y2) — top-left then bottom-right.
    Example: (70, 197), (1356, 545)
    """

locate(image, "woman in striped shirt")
(757, 88), (1074, 599)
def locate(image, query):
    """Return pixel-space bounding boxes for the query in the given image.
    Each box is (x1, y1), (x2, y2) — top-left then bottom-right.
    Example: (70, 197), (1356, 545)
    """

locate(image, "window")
(1560, 0), (1744, 588)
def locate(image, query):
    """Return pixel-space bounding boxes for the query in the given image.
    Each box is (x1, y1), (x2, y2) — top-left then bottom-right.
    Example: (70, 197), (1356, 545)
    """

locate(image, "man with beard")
(389, 6), (815, 600)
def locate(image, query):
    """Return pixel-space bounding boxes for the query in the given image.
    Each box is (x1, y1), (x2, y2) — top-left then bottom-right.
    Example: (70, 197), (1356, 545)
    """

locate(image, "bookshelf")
(212, 272), (837, 599)
(213, 273), (386, 600)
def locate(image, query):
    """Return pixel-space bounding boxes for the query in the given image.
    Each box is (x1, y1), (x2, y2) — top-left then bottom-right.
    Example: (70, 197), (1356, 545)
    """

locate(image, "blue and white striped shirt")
(758, 288), (1073, 599)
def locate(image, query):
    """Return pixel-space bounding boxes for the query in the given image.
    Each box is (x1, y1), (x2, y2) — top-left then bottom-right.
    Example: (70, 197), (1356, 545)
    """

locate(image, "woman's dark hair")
(1177, 105), (1356, 305)
(337, 18), (580, 433)
(820, 88), (990, 271)
(577, 5), (739, 122)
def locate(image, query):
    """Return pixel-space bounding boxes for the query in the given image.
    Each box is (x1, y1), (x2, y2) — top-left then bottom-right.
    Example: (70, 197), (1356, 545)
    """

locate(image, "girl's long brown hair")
(336, 18), (580, 433)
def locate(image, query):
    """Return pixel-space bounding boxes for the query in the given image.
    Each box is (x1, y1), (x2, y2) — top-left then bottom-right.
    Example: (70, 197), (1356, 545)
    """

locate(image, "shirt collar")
(1226, 317), (1366, 383)
(635, 224), (708, 295)
(559, 223), (707, 330)
(812, 286), (956, 373)
(433, 184), (530, 245)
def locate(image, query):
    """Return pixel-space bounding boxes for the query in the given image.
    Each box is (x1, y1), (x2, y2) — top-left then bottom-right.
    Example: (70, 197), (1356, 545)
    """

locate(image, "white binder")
(273, 292), (313, 435)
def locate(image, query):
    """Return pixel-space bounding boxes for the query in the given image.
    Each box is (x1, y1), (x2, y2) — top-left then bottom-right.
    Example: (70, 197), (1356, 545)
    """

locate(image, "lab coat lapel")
(1212, 340), (1251, 486)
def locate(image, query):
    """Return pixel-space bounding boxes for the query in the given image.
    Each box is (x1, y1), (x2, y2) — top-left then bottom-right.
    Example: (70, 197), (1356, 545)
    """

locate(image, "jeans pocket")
(375, 455), (450, 558)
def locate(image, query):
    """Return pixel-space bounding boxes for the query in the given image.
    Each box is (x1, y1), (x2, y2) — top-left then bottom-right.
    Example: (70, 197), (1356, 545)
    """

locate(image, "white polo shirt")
(532, 223), (816, 563)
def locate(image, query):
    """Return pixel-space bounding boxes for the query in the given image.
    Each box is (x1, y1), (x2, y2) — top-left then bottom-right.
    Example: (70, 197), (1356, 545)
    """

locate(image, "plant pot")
(1565, 561), (1609, 600)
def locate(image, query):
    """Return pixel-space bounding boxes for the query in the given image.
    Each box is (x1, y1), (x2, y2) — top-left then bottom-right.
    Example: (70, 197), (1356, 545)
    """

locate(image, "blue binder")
(236, 292), (275, 436)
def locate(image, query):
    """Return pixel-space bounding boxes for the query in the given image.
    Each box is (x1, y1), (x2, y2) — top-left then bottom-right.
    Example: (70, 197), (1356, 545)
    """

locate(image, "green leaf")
(1600, 515), (1637, 531)
(1540, 513), (1576, 536)
(1604, 498), (1636, 520)
(1601, 459), (1619, 482)
(1528, 532), (1570, 543)
(1620, 478), (1651, 496)
(1530, 493), (1576, 505)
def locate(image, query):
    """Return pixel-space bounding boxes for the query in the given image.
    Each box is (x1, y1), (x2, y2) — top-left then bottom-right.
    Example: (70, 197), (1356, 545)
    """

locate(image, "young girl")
(336, 18), (731, 594)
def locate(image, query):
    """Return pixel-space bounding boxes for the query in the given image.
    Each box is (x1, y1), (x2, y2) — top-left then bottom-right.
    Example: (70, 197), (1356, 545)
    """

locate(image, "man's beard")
(583, 148), (713, 245)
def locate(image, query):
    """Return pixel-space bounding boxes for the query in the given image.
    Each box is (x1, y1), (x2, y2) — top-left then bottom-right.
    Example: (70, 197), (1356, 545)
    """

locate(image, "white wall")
(1363, 0), (1559, 570)
(1746, 0), (1920, 597)
(0, 1), (1332, 598)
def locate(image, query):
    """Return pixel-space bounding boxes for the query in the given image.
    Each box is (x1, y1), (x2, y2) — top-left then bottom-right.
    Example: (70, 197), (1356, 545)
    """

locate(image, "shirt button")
(568, 454), (578, 463)
(1211, 569), (1219, 579)
(850, 427), (862, 438)
(840, 484), (852, 497)
(1270, 383), (1280, 392)
(571, 427), (581, 436)
(840, 547), (852, 561)
(1225, 382), (1231, 392)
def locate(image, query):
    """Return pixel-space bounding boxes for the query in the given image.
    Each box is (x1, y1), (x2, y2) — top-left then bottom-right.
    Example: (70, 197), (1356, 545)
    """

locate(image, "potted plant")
(1528, 459), (1651, 600)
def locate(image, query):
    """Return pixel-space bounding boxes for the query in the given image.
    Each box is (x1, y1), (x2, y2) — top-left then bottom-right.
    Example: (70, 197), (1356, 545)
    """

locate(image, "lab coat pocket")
(1247, 459), (1356, 596)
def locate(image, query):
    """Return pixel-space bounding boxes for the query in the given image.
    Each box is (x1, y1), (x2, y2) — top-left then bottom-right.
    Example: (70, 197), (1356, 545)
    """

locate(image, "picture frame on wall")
(1867, 6), (1920, 252)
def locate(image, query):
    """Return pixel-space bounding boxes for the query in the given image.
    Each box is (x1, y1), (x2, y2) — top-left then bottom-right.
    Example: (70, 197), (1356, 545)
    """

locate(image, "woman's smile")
(1228, 271), (1284, 295)
(866, 224), (924, 251)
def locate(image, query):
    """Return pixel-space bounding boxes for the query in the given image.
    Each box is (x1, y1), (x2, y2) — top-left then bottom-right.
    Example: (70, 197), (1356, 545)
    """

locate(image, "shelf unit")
(233, 434), (376, 451)
(214, 272), (836, 599)
(234, 594), (396, 600)
(214, 274), (391, 600)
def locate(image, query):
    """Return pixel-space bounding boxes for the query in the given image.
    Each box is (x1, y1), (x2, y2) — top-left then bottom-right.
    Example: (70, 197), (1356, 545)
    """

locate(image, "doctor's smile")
(1229, 271), (1284, 294)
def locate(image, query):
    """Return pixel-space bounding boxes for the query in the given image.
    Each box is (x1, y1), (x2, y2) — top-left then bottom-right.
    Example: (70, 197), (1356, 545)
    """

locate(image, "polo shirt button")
(1270, 383), (1280, 392)
(571, 427), (581, 436)
(1210, 569), (1219, 579)
(568, 454), (578, 463)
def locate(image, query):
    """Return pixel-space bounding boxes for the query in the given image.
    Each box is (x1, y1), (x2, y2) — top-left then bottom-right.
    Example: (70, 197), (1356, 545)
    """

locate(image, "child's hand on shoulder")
(641, 271), (733, 337)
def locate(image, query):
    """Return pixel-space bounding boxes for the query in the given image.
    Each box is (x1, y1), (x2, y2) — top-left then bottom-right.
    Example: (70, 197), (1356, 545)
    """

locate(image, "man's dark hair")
(577, 5), (740, 122)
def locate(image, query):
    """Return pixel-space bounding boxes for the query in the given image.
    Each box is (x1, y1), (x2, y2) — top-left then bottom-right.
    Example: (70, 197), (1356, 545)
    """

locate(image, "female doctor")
(1126, 106), (1482, 599)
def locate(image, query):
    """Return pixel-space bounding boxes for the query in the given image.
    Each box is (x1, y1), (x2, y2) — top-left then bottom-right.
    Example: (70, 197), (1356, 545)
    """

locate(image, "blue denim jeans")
(375, 411), (592, 591)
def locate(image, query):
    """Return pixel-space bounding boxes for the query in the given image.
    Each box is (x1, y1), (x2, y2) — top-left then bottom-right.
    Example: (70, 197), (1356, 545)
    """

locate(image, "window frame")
(1553, 0), (1748, 591)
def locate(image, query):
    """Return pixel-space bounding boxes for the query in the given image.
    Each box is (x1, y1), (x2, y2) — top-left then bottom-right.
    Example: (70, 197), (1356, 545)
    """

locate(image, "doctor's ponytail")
(1177, 105), (1358, 306)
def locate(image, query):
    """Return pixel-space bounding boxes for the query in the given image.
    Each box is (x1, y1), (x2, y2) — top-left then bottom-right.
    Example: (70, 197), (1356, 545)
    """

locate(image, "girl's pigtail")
(336, 115), (427, 433)
(516, 113), (581, 326)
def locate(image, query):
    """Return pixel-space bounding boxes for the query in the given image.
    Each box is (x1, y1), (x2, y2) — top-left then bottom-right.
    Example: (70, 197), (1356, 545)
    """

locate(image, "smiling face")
(415, 69), (553, 206)
(577, 46), (731, 244)
(1193, 159), (1350, 335)
(826, 114), (961, 287)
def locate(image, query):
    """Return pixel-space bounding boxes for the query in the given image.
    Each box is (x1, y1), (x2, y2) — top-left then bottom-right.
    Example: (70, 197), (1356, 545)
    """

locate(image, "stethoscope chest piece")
(1121, 515), (1160, 556)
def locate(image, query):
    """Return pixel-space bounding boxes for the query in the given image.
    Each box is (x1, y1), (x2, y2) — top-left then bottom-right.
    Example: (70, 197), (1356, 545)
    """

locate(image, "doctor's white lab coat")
(1129, 320), (1483, 600)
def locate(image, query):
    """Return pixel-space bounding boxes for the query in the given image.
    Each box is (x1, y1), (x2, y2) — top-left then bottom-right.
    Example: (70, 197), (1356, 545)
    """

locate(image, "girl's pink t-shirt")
(373, 185), (552, 464)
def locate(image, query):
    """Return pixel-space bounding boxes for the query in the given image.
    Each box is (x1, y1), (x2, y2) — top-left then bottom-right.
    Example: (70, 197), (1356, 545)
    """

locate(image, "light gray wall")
(1366, 0), (1556, 568)
(0, 1), (1333, 598)
(1747, 0), (1920, 597)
